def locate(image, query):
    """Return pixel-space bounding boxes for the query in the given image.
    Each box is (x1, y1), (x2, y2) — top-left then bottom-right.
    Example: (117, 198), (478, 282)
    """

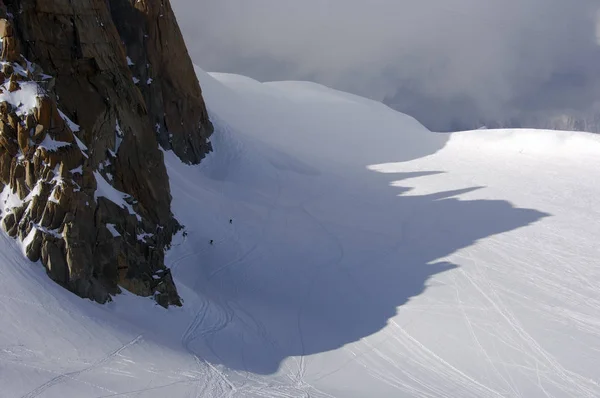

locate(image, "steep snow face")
(1, 68), (600, 397)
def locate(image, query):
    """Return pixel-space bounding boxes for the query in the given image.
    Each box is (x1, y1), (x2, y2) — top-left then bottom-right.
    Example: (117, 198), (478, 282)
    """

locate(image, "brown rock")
(33, 124), (46, 143)
(35, 96), (53, 129)
(51, 109), (65, 132)
(10, 161), (29, 199)
(62, 146), (84, 170)
(37, 148), (61, 169)
(0, 101), (11, 115)
(1, 35), (18, 62)
(3, 204), (25, 238)
(25, 114), (35, 130)
(25, 228), (42, 262)
(1, 212), (16, 236)
(28, 183), (51, 222)
(0, 119), (14, 138)
(0, 134), (18, 156)
(15, 177), (29, 199)
(0, 148), (11, 183)
(0, 19), (12, 38)
(24, 159), (35, 189)
(53, 125), (74, 143)
(7, 73), (18, 92)
(1, 63), (12, 76)
(17, 123), (29, 152)
(7, 112), (18, 131)
(10, 160), (23, 185)
(42, 239), (68, 285)
(17, 217), (32, 241)
(43, 201), (67, 230)
(0, 0), (213, 307)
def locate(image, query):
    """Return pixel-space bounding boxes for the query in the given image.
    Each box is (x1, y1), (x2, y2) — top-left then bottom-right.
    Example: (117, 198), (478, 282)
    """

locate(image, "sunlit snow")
(0, 67), (599, 397)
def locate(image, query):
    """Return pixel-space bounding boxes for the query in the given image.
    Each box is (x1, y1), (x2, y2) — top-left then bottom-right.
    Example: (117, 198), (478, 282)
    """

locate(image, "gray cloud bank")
(173, 0), (600, 132)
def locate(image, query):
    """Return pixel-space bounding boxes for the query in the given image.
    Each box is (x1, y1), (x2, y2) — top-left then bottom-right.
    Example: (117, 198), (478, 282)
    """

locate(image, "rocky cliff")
(0, 0), (213, 307)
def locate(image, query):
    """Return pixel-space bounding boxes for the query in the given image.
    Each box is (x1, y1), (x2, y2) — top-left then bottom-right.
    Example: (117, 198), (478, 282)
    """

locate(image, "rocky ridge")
(0, 0), (213, 307)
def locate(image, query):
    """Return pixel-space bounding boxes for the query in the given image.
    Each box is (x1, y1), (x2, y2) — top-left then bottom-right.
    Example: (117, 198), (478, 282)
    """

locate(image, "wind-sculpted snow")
(1, 68), (599, 397)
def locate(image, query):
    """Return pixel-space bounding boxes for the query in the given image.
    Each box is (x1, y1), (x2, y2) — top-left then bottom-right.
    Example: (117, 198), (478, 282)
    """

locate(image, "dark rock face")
(0, 0), (213, 306)
(109, 0), (213, 164)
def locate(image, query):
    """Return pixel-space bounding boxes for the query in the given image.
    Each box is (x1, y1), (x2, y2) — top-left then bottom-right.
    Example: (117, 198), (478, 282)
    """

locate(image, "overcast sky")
(173, 0), (600, 131)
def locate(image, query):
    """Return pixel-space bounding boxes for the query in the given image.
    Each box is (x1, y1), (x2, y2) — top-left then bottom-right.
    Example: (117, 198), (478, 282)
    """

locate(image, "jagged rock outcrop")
(0, 0), (213, 307)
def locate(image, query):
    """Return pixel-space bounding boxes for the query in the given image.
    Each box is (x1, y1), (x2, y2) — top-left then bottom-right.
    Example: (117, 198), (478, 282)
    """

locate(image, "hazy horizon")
(173, 0), (600, 131)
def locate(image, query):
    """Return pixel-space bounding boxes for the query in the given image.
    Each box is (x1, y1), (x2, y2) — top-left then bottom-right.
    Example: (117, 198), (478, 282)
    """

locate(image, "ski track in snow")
(20, 335), (143, 398)
(2, 69), (600, 397)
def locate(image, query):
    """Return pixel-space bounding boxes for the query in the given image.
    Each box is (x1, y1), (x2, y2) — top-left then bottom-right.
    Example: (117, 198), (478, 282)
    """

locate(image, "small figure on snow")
(209, 239), (214, 245)
(229, 219), (233, 224)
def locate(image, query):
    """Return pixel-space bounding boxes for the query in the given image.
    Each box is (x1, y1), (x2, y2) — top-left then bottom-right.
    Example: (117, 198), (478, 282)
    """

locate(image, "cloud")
(173, 0), (600, 131)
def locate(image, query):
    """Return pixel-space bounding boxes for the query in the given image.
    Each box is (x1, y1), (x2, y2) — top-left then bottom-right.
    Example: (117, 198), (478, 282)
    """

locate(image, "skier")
(229, 219), (233, 224)
(209, 239), (214, 245)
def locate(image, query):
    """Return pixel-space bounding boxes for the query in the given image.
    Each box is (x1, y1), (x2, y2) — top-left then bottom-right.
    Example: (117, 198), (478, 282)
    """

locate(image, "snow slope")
(1, 67), (600, 397)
